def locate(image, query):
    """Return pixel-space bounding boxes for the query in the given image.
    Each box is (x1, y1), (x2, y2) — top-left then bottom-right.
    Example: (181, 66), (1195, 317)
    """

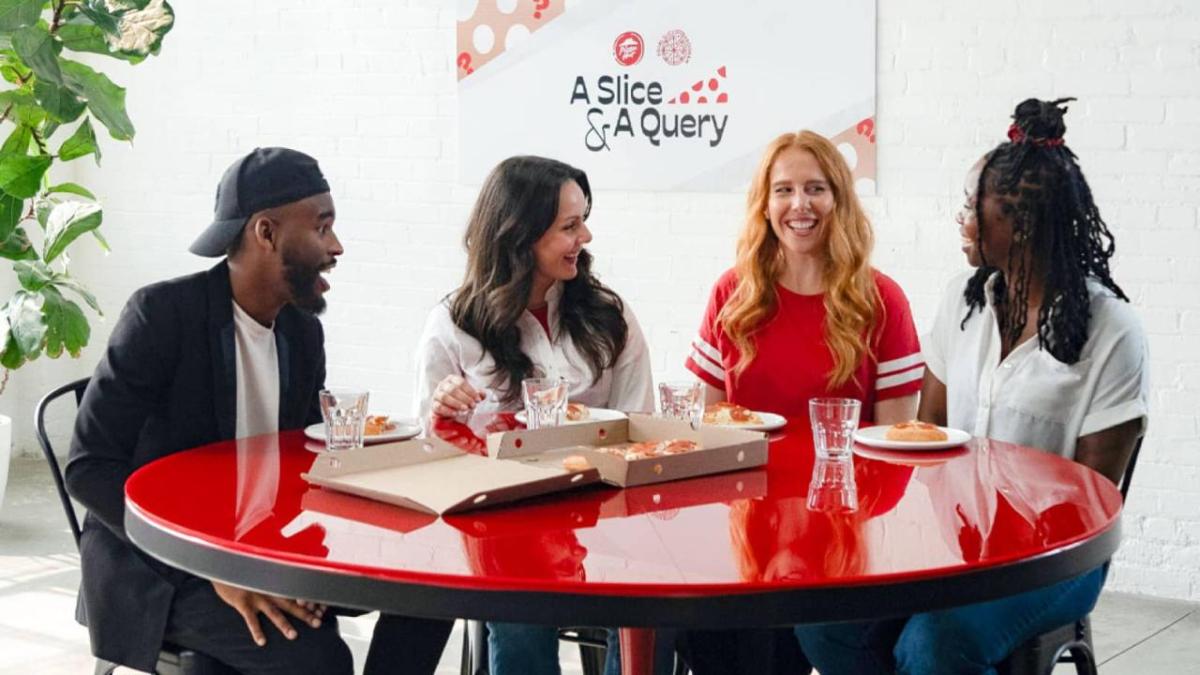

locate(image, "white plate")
(304, 416), (421, 445)
(514, 407), (628, 425)
(703, 411), (787, 432)
(853, 443), (970, 467)
(853, 424), (971, 451)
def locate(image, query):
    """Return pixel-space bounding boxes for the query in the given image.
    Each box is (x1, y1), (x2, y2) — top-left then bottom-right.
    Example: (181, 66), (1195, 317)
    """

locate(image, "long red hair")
(719, 130), (880, 388)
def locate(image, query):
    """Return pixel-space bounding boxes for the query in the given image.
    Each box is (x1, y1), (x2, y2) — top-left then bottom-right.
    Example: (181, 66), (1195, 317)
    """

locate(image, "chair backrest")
(33, 377), (91, 548)
(1118, 436), (1143, 504)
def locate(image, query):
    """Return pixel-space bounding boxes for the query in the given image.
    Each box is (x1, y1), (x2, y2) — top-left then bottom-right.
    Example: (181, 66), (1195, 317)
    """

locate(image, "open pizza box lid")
(302, 436), (602, 515)
(487, 413), (768, 488)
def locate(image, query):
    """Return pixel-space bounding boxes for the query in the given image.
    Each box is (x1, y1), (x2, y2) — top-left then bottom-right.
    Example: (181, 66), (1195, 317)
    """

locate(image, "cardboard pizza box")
(302, 435), (601, 515)
(487, 413), (767, 488)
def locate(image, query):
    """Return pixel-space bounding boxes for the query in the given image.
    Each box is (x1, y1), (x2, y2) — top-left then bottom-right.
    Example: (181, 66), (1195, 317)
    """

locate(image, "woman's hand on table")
(432, 374), (485, 418)
(211, 580), (325, 646)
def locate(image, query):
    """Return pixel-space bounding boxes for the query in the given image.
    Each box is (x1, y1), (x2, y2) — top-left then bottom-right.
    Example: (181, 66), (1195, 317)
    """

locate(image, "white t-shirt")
(924, 271), (1149, 459)
(413, 282), (655, 420)
(232, 300), (280, 439)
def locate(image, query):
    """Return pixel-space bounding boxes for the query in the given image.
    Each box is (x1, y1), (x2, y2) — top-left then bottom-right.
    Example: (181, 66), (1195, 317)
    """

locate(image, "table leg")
(618, 627), (655, 675)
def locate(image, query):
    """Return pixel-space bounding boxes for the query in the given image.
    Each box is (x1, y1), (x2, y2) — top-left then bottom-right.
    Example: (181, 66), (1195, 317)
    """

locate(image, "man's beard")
(283, 253), (326, 315)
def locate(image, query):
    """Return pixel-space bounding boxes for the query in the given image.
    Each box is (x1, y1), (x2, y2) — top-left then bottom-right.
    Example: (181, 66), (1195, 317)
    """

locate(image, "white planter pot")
(0, 414), (11, 512)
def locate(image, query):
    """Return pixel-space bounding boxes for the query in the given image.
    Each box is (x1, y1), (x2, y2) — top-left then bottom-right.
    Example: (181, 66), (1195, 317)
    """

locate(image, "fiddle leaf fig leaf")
(41, 286), (89, 358)
(1, 124), (31, 154)
(6, 287), (44, 357)
(0, 225), (37, 260)
(0, 327), (23, 370)
(14, 259), (52, 291)
(59, 59), (134, 140)
(50, 271), (102, 314)
(57, 23), (146, 64)
(44, 200), (102, 262)
(46, 181), (96, 199)
(0, 192), (21, 240)
(0, 151), (52, 198)
(78, 0), (121, 36)
(12, 24), (61, 84)
(57, 117), (100, 163)
(33, 79), (87, 123)
(0, 0), (44, 32)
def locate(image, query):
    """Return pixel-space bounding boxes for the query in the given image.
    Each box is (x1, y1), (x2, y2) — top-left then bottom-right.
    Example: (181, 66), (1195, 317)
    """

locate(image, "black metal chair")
(998, 436), (1143, 675)
(35, 377), (236, 675)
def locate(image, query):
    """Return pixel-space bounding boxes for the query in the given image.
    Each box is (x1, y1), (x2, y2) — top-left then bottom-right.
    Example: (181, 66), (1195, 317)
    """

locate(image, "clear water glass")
(658, 381), (703, 426)
(807, 457), (859, 513)
(319, 388), (370, 451)
(809, 397), (862, 460)
(522, 377), (568, 429)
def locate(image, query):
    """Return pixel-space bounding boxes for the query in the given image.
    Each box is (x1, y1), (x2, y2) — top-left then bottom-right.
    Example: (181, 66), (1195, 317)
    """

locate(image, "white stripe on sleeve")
(877, 352), (923, 376)
(876, 366), (924, 391)
(688, 347), (725, 381)
(693, 335), (722, 366)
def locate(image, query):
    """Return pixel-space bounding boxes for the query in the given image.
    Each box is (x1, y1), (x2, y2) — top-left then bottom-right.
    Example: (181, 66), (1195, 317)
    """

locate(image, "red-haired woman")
(679, 131), (923, 674)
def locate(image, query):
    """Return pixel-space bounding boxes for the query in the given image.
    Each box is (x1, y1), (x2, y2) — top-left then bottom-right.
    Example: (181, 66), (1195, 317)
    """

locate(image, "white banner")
(457, 0), (877, 192)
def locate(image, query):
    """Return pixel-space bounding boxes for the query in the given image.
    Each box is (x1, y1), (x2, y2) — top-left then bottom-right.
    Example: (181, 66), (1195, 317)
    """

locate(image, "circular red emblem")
(613, 31), (644, 67)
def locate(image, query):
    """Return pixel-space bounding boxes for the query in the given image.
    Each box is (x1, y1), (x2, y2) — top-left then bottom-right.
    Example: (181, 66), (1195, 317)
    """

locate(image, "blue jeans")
(793, 565), (1106, 675)
(487, 622), (676, 675)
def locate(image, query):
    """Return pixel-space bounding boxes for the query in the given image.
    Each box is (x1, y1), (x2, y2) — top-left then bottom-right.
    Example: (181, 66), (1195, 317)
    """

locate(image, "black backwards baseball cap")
(189, 147), (330, 257)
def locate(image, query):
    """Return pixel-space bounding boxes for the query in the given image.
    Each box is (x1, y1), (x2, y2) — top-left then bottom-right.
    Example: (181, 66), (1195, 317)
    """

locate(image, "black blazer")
(65, 261), (326, 671)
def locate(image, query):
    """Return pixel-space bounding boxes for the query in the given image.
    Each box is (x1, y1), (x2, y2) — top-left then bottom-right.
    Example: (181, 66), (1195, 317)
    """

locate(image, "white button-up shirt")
(413, 282), (655, 421)
(925, 272), (1149, 459)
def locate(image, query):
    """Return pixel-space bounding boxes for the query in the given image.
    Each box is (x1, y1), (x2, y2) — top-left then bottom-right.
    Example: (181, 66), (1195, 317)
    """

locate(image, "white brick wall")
(5, 0), (1198, 601)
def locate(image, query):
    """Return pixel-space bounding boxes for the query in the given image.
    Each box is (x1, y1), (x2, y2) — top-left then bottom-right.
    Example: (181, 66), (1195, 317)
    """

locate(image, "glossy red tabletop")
(125, 414), (1122, 603)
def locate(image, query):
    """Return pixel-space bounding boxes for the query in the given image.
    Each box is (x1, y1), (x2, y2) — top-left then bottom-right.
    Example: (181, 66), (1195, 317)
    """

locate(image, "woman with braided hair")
(793, 98), (1150, 674)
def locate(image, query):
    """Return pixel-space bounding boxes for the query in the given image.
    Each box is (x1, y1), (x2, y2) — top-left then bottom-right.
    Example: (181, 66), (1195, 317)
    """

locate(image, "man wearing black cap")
(65, 148), (453, 674)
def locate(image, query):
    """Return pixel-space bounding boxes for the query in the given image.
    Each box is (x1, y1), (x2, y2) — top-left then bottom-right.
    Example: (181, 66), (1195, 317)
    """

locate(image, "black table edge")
(125, 502), (1121, 628)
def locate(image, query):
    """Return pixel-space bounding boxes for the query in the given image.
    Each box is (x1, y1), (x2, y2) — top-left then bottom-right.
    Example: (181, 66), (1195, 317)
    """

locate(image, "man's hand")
(211, 580), (324, 646)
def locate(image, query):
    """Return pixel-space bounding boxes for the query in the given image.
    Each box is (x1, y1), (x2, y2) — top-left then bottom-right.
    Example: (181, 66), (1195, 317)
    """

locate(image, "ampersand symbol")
(584, 110), (610, 152)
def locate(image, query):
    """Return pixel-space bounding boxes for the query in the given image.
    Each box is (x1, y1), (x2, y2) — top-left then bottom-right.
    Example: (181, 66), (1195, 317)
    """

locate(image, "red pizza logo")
(613, 31), (644, 67)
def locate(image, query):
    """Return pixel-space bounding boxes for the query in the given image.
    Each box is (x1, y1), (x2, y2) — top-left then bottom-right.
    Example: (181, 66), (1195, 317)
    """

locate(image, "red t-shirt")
(684, 268), (923, 424)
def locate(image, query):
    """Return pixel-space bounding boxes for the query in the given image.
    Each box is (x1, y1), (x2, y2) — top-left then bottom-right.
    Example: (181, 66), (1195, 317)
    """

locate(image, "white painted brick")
(1167, 153), (1200, 176)
(1129, 124), (1200, 150)
(1141, 516), (1178, 541)
(1181, 521), (1200, 544)
(1052, 71), (1131, 97)
(1166, 99), (1200, 122)
(1082, 97), (1165, 123)
(1158, 204), (1199, 228)
(1158, 44), (1200, 68)
(1083, 149), (1167, 175)
(1130, 18), (1200, 43)
(1130, 68), (1200, 96)
(1182, 311), (1200, 334)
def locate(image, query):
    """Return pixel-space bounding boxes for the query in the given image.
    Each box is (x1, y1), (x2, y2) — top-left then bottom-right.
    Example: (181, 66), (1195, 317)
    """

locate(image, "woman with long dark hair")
(414, 155), (656, 675)
(794, 98), (1150, 674)
(415, 155), (652, 422)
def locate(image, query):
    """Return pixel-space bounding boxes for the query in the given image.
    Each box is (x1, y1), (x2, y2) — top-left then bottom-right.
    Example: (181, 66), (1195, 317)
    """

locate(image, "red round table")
(124, 414), (1122, 675)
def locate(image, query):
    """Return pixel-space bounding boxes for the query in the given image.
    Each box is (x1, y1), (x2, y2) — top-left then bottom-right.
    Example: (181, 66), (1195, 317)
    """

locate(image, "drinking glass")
(658, 381), (703, 426)
(319, 388), (370, 452)
(522, 377), (568, 429)
(809, 397), (861, 460)
(807, 457), (859, 513)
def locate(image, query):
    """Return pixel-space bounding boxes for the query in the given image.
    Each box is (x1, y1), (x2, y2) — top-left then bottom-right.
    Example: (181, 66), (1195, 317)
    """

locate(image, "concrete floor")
(3, 455), (1197, 674)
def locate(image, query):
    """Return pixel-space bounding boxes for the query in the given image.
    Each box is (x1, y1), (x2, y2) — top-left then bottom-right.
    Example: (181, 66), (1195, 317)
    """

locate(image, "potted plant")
(0, 0), (174, 510)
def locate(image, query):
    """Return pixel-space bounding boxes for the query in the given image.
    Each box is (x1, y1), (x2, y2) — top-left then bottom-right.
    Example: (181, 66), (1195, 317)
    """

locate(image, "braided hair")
(961, 97), (1128, 364)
